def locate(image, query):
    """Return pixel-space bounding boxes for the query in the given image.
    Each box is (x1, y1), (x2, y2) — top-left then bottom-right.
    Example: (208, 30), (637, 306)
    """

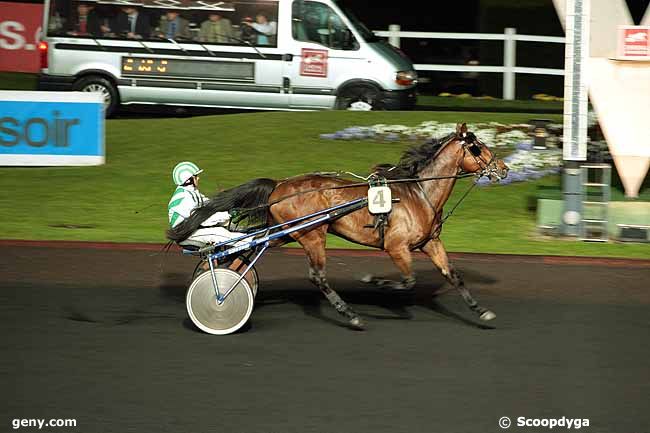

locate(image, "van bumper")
(382, 88), (417, 110)
(37, 74), (75, 91)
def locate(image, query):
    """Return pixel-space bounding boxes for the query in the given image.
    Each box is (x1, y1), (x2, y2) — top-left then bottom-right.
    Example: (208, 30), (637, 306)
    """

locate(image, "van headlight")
(396, 70), (418, 86)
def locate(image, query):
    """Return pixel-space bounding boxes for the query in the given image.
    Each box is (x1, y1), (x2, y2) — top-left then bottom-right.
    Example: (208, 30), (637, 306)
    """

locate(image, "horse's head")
(454, 123), (509, 181)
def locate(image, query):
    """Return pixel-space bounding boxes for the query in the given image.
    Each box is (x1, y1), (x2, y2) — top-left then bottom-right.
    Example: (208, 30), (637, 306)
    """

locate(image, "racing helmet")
(172, 161), (203, 185)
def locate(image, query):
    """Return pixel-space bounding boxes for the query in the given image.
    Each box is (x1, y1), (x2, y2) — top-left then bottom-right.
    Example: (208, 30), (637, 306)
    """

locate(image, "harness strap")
(416, 181), (437, 215)
(441, 179), (478, 224)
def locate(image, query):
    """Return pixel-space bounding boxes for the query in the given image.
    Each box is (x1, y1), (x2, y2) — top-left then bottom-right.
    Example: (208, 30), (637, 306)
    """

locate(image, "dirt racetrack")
(1, 242), (649, 433)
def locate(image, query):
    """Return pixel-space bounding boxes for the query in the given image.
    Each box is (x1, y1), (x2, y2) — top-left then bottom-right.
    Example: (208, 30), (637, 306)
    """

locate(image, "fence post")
(503, 27), (516, 100)
(388, 24), (401, 48)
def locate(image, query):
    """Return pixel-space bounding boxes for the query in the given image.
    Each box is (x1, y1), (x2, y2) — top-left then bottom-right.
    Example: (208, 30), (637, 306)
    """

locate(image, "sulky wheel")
(222, 256), (259, 296)
(192, 256), (258, 297)
(186, 269), (254, 335)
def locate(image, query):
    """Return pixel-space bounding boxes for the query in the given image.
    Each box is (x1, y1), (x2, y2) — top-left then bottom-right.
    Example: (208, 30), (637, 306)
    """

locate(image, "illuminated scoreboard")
(123, 58), (169, 74)
(121, 57), (255, 81)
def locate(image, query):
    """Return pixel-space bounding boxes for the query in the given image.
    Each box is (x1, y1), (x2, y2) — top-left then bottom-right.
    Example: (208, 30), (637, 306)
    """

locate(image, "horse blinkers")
(459, 132), (505, 180)
(468, 143), (482, 157)
(459, 132), (482, 156)
(459, 132), (488, 168)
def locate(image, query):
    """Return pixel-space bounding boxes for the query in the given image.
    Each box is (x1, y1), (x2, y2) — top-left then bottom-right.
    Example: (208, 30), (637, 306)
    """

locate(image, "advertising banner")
(0, 2), (43, 73)
(617, 26), (650, 59)
(0, 91), (105, 166)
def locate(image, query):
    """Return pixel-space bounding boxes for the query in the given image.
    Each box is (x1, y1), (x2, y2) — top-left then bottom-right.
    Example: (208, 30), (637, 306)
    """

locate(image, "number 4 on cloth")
(368, 186), (392, 214)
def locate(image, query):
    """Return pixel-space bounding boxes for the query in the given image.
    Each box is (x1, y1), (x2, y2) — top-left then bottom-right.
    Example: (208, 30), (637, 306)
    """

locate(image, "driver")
(168, 161), (246, 248)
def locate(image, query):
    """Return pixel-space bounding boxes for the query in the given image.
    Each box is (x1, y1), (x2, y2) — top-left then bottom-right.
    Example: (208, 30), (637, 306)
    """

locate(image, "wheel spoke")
(82, 84), (111, 107)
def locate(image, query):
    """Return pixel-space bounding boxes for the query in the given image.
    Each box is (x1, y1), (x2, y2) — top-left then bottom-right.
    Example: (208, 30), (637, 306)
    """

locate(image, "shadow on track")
(157, 266), (499, 332)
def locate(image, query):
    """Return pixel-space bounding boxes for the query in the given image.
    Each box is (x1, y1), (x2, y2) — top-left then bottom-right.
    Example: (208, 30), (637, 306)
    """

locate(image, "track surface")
(2, 245), (649, 433)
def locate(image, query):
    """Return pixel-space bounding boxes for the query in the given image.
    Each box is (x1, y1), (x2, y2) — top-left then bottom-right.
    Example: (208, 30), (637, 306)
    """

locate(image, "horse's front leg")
(361, 243), (416, 290)
(421, 239), (496, 321)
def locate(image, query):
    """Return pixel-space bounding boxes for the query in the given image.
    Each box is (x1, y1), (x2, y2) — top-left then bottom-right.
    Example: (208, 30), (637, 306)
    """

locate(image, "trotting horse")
(168, 123), (509, 329)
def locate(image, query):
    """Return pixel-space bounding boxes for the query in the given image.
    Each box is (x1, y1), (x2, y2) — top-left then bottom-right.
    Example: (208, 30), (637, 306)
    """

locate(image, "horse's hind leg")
(296, 229), (365, 330)
(421, 239), (495, 321)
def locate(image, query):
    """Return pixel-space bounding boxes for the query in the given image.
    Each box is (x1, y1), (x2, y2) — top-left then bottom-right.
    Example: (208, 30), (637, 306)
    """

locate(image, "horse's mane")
(372, 132), (456, 179)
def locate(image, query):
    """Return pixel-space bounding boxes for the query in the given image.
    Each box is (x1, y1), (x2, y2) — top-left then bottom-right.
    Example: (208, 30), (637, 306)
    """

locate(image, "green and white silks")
(168, 185), (211, 228)
(167, 185), (244, 248)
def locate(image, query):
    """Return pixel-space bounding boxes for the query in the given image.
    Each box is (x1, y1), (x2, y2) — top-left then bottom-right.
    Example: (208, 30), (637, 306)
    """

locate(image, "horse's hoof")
(480, 310), (496, 321)
(349, 317), (366, 330)
(360, 274), (374, 284)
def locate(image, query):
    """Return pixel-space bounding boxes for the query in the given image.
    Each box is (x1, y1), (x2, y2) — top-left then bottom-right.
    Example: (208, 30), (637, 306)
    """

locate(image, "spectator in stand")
(242, 12), (277, 45)
(156, 9), (192, 40)
(112, 6), (151, 39)
(239, 16), (257, 44)
(66, 1), (101, 37)
(198, 12), (233, 43)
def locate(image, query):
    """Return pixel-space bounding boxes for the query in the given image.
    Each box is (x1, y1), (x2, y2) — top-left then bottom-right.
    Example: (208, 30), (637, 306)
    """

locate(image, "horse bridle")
(458, 132), (501, 179)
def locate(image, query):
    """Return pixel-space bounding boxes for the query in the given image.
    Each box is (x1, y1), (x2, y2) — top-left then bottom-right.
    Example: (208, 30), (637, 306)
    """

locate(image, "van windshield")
(292, 1), (360, 50)
(46, 0), (280, 47)
(334, 2), (380, 43)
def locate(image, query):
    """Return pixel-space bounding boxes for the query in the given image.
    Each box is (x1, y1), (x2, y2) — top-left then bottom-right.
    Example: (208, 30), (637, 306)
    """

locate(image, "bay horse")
(168, 123), (509, 330)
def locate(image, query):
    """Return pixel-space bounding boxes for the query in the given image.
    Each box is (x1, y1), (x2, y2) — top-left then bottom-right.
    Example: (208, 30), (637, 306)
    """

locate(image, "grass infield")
(1, 109), (648, 258)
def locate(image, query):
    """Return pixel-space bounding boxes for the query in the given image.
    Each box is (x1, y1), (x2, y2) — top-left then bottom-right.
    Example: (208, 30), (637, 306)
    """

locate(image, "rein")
(440, 179), (479, 224)
(230, 133), (501, 225)
(434, 133), (498, 224)
(236, 134), (482, 215)
(415, 136), (492, 226)
(232, 171), (478, 216)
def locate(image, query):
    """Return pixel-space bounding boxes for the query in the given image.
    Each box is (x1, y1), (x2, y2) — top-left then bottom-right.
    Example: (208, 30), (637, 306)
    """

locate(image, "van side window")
(45, 0), (279, 47)
(292, 1), (358, 51)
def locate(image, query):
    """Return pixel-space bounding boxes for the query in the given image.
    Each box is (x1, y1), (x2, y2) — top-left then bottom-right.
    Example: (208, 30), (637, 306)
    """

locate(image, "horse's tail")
(166, 178), (277, 242)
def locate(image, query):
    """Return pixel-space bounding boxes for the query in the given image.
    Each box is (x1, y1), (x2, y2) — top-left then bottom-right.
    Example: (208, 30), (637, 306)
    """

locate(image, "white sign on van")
(300, 48), (328, 77)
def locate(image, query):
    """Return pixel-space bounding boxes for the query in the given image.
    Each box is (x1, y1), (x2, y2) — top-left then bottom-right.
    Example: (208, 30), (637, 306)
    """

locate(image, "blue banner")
(0, 92), (104, 166)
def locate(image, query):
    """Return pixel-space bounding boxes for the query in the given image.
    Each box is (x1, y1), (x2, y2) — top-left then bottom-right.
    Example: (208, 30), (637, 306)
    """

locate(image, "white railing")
(374, 25), (566, 100)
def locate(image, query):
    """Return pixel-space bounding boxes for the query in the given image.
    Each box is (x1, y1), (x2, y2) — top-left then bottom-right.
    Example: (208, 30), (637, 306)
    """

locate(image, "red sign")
(300, 48), (328, 78)
(617, 26), (650, 59)
(0, 2), (43, 73)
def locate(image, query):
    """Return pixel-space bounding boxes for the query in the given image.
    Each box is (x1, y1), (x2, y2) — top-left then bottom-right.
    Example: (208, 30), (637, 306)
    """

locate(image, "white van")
(38, 0), (417, 116)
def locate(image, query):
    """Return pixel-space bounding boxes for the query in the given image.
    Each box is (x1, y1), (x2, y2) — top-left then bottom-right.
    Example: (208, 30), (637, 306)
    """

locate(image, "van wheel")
(73, 76), (119, 117)
(336, 84), (384, 111)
